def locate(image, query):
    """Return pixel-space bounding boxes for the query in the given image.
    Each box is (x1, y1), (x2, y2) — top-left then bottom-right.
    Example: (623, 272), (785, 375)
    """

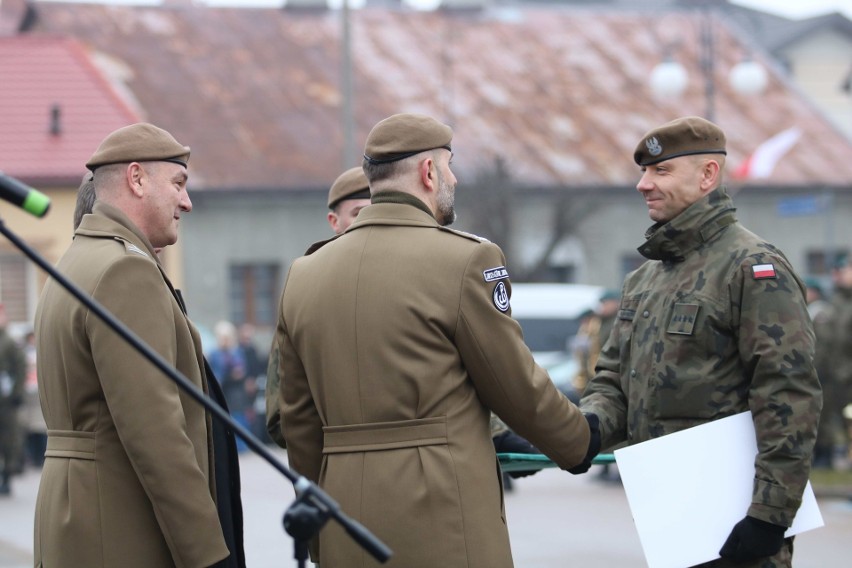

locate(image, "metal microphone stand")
(0, 216), (391, 567)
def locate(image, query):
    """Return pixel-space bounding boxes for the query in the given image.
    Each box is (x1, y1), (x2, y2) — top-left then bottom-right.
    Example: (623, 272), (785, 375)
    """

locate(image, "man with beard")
(275, 113), (598, 567)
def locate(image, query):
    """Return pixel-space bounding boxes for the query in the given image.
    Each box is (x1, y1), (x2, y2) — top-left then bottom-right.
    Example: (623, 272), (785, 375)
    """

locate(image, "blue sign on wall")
(777, 196), (822, 217)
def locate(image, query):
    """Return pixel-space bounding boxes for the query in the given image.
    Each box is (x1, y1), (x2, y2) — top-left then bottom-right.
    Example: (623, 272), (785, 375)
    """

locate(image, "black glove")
(719, 515), (786, 561)
(492, 430), (541, 478)
(567, 413), (601, 475)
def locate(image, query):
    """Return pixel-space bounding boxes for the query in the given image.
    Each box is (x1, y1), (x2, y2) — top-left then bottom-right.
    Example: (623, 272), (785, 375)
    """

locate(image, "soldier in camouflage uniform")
(818, 256), (852, 466)
(0, 304), (27, 495)
(580, 117), (822, 568)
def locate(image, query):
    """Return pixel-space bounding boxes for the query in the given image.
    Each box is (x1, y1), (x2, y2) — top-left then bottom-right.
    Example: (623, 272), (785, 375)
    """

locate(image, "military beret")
(328, 167), (370, 209)
(86, 123), (190, 171)
(364, 113), (453, 164)
(634, 116), (726, 166)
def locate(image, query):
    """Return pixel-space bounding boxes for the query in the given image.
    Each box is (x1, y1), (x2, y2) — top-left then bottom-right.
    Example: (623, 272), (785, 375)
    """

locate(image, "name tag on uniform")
(667, 303), (700, 335)
(483, 266), (509, 282)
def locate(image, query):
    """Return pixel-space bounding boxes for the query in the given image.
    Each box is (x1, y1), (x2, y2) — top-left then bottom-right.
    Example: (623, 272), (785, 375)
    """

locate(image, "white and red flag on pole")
(733, 126), (802, 180)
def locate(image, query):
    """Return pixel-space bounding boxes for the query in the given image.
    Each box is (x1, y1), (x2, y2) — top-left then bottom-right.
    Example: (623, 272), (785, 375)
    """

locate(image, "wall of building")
(780, 28), (852, 139)
(180, 189), (329, 344)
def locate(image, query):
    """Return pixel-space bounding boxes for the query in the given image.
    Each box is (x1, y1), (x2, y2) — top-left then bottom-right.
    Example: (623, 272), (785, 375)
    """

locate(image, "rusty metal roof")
(16, 3), (852, 189)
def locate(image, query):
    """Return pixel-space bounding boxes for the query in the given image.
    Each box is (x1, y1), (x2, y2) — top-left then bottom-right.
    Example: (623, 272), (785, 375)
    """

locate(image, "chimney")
(50, 104), (61, 136)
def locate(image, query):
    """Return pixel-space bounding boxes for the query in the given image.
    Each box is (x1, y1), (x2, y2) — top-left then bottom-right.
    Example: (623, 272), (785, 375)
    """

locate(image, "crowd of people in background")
(208, 321), (269, 452)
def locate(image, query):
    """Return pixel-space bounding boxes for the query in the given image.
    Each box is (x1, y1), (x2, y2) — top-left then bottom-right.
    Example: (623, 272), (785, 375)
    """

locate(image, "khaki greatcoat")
(278, 196), (591, 568)
(34, 203), (229, 568)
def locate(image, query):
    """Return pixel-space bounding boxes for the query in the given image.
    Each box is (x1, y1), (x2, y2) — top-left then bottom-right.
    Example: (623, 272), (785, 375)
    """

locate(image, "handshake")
(495, 413), (602, 478)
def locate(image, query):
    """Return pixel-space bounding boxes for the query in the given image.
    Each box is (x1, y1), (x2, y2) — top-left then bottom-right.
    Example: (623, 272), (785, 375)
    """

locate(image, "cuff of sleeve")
(748, 478), (801, 527)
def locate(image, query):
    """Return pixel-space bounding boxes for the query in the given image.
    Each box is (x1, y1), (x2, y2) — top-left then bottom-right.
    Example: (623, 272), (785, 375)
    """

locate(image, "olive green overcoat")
(34, 203), (228, 568)
(278, 197), (590, 568)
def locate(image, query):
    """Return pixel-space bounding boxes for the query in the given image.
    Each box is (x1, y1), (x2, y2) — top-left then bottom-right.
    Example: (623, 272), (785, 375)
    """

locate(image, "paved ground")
(2, 448), (851, 567)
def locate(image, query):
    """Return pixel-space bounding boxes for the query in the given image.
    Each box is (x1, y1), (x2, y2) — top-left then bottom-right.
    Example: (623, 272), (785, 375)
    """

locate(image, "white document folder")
(614, 411), (823, 568)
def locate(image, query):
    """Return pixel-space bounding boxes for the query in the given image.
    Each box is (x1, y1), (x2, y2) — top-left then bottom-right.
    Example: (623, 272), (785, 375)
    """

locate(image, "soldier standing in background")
(580, 117), (821, 568)
(265, 166), (371, 447)
(820, 257), (852, 468)
(570, 289), (621, 404)
(0, 304), (26, 495)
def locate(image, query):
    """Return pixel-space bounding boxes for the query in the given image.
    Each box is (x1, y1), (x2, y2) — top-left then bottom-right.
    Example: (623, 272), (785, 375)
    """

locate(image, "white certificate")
(614, 411), (823, 568)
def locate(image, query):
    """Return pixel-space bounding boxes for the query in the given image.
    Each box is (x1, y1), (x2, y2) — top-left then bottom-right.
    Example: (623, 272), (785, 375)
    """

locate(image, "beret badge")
(646, 136), (663, 157)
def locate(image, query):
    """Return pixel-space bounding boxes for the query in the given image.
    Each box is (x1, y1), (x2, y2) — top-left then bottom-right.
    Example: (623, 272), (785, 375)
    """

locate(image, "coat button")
(643, 310), (650, 318)
(630, 369), (637, 378)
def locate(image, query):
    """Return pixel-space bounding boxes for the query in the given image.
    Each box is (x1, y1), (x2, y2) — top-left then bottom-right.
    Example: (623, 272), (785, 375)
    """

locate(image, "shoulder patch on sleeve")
(492, 281), (510, 312)
(752, 263), (777, 280)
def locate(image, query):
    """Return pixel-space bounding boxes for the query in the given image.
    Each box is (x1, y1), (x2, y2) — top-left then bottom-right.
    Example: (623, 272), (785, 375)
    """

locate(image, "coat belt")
(323, 416), (448, 454)
(45, 430), (96, 460)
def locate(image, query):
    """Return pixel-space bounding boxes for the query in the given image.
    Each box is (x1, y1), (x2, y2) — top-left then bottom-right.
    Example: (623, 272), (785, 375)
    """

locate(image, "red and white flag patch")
(752, 263), (777, 279)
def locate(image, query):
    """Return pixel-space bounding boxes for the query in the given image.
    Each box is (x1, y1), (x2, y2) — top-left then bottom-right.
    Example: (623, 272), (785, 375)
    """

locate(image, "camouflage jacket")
(581, 187), (822, 527)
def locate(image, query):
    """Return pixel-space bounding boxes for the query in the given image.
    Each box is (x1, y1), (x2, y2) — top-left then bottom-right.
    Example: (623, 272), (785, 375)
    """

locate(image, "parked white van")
(508, 283), (604, 384)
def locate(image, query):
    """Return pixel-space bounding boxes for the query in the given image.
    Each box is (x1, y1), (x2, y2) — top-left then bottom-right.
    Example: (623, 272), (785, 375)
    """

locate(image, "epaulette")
(122, 241), (150, 259)
(437, 226), (490, 243)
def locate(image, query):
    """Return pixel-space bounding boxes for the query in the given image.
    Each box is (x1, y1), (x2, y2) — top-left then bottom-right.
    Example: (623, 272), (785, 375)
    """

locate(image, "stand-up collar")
(638, 187), (737, 262)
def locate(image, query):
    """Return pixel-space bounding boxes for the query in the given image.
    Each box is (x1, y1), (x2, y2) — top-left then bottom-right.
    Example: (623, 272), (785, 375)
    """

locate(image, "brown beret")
(634, 116), (726, 166)
(364, 113), (453, 164)
(86, 123), (190, 171)
(328, 167), (370, 209)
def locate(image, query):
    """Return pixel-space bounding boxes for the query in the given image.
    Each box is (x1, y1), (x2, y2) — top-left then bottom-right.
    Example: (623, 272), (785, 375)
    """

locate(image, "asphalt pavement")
(2, 448), (851, 567)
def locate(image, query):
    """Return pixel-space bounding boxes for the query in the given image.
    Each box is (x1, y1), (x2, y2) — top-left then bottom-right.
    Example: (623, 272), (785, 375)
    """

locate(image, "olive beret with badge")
(86, 123), (191, 171)
(364, 113), (453, 164)
(634, 116), (726, 166)
(328, 167), (370, 209)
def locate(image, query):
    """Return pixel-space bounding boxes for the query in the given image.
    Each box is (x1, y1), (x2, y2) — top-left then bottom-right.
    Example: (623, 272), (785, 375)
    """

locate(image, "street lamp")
(649, 9), (767, 122)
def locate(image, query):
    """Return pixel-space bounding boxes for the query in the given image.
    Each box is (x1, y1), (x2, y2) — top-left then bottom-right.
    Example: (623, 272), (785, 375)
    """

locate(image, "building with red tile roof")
(1, 1), (850, 334)
(0, 35), (139, 185)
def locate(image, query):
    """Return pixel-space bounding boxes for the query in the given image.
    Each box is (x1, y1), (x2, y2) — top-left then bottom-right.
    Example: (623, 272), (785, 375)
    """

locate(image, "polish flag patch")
(752, 263), (777, 279)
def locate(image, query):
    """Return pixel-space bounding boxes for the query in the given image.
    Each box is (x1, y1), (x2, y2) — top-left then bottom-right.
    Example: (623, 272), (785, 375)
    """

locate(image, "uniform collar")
(637, 187), (737, 262)
(76, 202), (161, 263)
(370, 190), (434, 218)
(346, 190), (439, 230)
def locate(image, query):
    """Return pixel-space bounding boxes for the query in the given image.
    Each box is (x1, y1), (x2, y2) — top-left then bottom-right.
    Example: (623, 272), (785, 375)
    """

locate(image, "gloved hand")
(492, 430), (541, 478)
(567, 413), (601, 475)
(719, 515), (786, 561)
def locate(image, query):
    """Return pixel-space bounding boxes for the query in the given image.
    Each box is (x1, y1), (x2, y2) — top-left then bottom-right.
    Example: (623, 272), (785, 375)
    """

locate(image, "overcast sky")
(38, 0), (852, 19)
(730, 0), (852, 19)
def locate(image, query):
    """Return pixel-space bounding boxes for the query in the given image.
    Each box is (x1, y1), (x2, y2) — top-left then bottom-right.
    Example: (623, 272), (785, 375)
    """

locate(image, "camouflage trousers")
(694, 537), (793, 568)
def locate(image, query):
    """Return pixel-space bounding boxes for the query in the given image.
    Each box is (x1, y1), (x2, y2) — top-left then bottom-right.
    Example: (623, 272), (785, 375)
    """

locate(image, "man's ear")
(700, 159), (720, 192)
(127, 162), (145, 198)
(420, 157), (436, 192)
